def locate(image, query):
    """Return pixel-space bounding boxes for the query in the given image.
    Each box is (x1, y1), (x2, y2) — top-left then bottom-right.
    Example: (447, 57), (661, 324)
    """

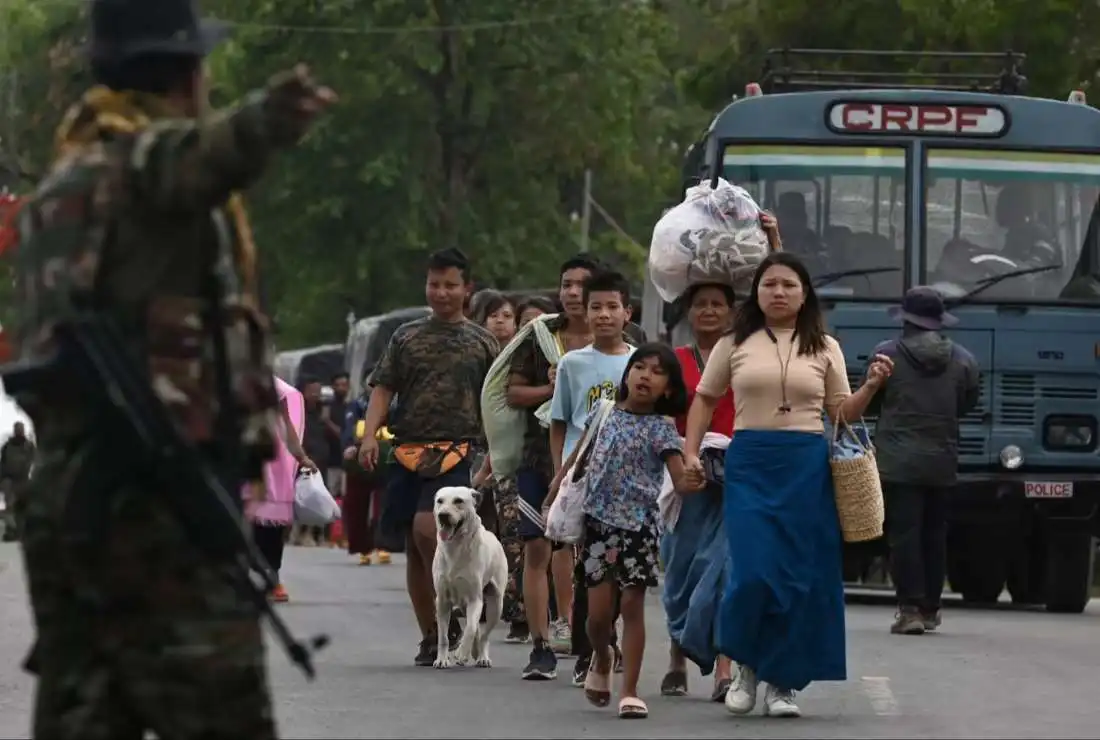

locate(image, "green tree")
(204, 0), (699, 345)
(678, 0), (1100, 108)
(0, 0), (87, 187)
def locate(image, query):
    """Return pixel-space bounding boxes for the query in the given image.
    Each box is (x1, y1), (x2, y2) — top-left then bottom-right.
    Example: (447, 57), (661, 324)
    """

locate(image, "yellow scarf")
(54, 86), (259, 305)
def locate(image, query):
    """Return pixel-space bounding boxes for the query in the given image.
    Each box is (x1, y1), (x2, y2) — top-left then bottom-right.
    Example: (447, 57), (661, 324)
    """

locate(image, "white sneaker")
(724, 665), (758, 715)
(549, 619), (572, 655)
(763, 684), (801, 718)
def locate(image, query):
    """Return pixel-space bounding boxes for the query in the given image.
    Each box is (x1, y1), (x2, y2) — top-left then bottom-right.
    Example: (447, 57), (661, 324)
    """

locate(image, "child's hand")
(683, 466), (706, 492)
(671, 454), (706, 494)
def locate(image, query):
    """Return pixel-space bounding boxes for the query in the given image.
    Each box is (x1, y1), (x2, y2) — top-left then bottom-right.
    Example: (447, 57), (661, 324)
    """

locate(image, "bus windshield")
(723, 144), (906, 298)
(924, 149), (1100, 302)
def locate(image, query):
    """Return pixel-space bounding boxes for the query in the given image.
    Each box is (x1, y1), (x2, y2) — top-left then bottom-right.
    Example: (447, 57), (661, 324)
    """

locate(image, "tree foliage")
(2, 0), (1099, 345)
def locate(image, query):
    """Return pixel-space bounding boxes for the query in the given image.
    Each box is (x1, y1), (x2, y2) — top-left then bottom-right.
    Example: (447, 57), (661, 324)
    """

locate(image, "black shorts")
(515, 466), (564, 550)
(579, 517), (660, 590)
(380, 459), (472, 535)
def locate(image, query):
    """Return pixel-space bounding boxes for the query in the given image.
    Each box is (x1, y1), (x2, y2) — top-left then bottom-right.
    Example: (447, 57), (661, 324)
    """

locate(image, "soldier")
(11, 0), (335, 738)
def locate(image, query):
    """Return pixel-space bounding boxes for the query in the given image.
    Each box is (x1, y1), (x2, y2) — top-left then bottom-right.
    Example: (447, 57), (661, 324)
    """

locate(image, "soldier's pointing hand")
(264, 64), (338, 144)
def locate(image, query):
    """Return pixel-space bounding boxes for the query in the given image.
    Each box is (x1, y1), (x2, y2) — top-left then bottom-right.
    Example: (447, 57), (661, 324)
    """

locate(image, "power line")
(221, 10), (615, 35)
(21, 2), (621, 35)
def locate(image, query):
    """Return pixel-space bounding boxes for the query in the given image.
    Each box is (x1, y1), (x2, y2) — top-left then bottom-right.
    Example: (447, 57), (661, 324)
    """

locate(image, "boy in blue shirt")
(549, 270), (636, 684)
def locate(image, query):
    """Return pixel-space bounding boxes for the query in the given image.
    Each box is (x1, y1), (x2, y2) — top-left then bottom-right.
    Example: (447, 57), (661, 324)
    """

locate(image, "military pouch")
(145, 296), (217, 444)
(222, 300), (278, 479)
(394, 441), (469, 479)
(145, 297), (277, 480)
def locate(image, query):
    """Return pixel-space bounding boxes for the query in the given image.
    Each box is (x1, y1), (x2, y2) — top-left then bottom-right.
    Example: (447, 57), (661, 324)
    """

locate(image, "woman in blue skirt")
(682, 252), (893, 718)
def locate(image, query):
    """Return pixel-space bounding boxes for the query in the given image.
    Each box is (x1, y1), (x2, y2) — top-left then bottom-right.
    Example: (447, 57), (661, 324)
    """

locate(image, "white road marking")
(861, 676), (899, 716)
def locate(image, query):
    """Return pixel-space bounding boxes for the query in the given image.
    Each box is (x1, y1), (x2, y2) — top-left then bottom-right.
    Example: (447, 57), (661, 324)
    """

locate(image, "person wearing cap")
(870, 286), (980, 636)
(12, 0), (335, 738)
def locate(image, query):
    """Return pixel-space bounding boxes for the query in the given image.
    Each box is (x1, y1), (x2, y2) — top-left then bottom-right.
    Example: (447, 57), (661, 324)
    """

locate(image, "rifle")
(2, 315), (329, 679)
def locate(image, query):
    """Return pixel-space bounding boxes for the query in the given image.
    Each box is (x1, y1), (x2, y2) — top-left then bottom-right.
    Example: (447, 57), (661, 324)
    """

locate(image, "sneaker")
(271, 583), (289, 603)
(763, 684), (801, 718)
(522, 640), (558, 680)
(890, 606), (926, 635)
(724, 665), (758, 715)
(572, 652), (591, 687)
(549, 619), (572, 654)
(505, 622), (531, 644)
(414, 636), (438, 667)
(921, 608), (942, 632)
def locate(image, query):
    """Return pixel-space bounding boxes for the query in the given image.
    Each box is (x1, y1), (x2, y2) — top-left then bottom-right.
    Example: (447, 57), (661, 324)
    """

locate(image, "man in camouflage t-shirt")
(359, 248), (498, 667)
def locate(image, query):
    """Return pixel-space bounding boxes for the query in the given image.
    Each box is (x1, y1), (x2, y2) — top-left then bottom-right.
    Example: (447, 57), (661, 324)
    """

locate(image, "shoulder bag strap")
(691, 344), (706, 374)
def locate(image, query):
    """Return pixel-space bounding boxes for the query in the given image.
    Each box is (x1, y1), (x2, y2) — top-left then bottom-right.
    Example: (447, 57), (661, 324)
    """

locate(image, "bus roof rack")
(760, 48), (1027, 95)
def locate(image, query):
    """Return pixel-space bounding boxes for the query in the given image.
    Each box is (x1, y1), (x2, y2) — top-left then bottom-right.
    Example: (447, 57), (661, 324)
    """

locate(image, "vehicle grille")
(959, 435), (986, 456)
(844, 370), (1097, 462)
(996, 373), (1098, 427)
(964, 373), (988, 425)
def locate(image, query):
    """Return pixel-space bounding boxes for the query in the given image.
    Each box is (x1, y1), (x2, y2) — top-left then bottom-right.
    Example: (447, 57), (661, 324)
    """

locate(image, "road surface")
(0, 543), (1096, 738)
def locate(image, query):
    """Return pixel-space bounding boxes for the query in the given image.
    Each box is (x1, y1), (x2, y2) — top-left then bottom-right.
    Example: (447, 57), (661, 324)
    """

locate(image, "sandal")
(711, 677), (732, 703)
(584, 650), (613, 707)
(660, 670), (689, 696)
(618, 696), (649, 719)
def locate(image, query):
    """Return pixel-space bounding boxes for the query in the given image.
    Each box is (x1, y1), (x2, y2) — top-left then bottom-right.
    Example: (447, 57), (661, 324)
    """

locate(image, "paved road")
(0, 543), (1097, 738)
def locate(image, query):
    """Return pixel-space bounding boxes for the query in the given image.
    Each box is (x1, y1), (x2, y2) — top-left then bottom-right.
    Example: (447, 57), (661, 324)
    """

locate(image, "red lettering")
(880, 104), (912, 130)
(916, 105), (952, 130)
(830, 103), (1005, 136)
(954, 106), (985, 132)
(840, 103), (875, 130)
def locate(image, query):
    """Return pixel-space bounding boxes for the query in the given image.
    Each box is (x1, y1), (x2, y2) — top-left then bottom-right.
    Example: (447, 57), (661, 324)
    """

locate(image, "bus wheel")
(1006, 538), (1045, 605)
(954, 527), (1006, 603)
(1044, 534), (1095, 614)
(945, 527), (973, 595)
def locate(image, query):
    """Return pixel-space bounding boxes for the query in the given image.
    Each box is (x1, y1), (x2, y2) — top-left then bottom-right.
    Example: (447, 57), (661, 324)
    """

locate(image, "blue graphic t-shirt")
(549, 344), (634, 460)
(581, 405), (682, 532)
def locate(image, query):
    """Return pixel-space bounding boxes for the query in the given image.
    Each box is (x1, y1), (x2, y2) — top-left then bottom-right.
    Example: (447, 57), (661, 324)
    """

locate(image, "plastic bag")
(481, 314), (563, 479)
(545, 400), (614, 544)
(648, 178), (771, 303)
(293, 471), (341, 526)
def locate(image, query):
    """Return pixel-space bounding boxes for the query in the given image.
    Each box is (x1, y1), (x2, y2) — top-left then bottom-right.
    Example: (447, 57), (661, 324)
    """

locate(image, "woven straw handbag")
(829, 416), (885, 543)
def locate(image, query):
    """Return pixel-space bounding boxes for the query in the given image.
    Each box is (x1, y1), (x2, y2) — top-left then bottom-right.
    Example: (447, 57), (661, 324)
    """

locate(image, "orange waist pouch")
(393, 442), (471, 479)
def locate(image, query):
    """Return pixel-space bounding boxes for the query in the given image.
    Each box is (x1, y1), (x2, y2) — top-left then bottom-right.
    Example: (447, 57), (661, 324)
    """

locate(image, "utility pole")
(579, 168), (592, 252)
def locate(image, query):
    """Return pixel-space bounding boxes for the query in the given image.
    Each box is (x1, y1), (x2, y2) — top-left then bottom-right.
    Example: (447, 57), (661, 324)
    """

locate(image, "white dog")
(431, 485), (508, 669)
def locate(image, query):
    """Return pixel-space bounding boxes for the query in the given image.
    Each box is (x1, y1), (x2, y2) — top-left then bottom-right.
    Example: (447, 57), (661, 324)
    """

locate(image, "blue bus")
(646, 49), (1100, 613)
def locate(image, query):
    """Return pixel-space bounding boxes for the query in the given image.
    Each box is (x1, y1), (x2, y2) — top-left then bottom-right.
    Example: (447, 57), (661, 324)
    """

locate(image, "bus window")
(723, 144), (906, 298)
(924, 149), (1100, 302)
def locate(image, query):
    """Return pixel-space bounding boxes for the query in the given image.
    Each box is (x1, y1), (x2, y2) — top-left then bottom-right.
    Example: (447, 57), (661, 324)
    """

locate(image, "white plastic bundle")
(648, 178), (772, 303)
(481, 314), (562, 479)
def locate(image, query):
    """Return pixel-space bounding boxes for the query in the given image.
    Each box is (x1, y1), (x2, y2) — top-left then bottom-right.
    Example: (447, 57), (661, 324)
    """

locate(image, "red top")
(675, 345), (735, 437)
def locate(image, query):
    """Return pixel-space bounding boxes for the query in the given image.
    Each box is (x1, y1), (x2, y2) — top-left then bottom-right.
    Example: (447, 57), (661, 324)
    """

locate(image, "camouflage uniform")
(370, 316), (497, 534)
(0, 435), (34, 540)
(11, 6), (327, 736)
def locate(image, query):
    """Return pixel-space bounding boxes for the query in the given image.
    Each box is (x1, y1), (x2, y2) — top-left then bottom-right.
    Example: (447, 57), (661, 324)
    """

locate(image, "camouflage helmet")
(87, 0), (231, 65)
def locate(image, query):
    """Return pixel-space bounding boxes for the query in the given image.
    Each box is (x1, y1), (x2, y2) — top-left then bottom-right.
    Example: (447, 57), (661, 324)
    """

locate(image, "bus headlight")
(1000, 445), (1024, 470)
(1044, 416), (1097, 452)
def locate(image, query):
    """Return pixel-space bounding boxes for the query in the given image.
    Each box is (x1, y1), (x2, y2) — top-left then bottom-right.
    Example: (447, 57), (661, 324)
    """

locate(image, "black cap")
(888, 286), (958, 330)
(88, 0), (230, 64)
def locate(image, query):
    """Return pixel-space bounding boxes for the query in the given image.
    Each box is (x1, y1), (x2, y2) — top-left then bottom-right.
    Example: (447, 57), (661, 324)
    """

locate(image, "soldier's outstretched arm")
(128, 65), (337, 212)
